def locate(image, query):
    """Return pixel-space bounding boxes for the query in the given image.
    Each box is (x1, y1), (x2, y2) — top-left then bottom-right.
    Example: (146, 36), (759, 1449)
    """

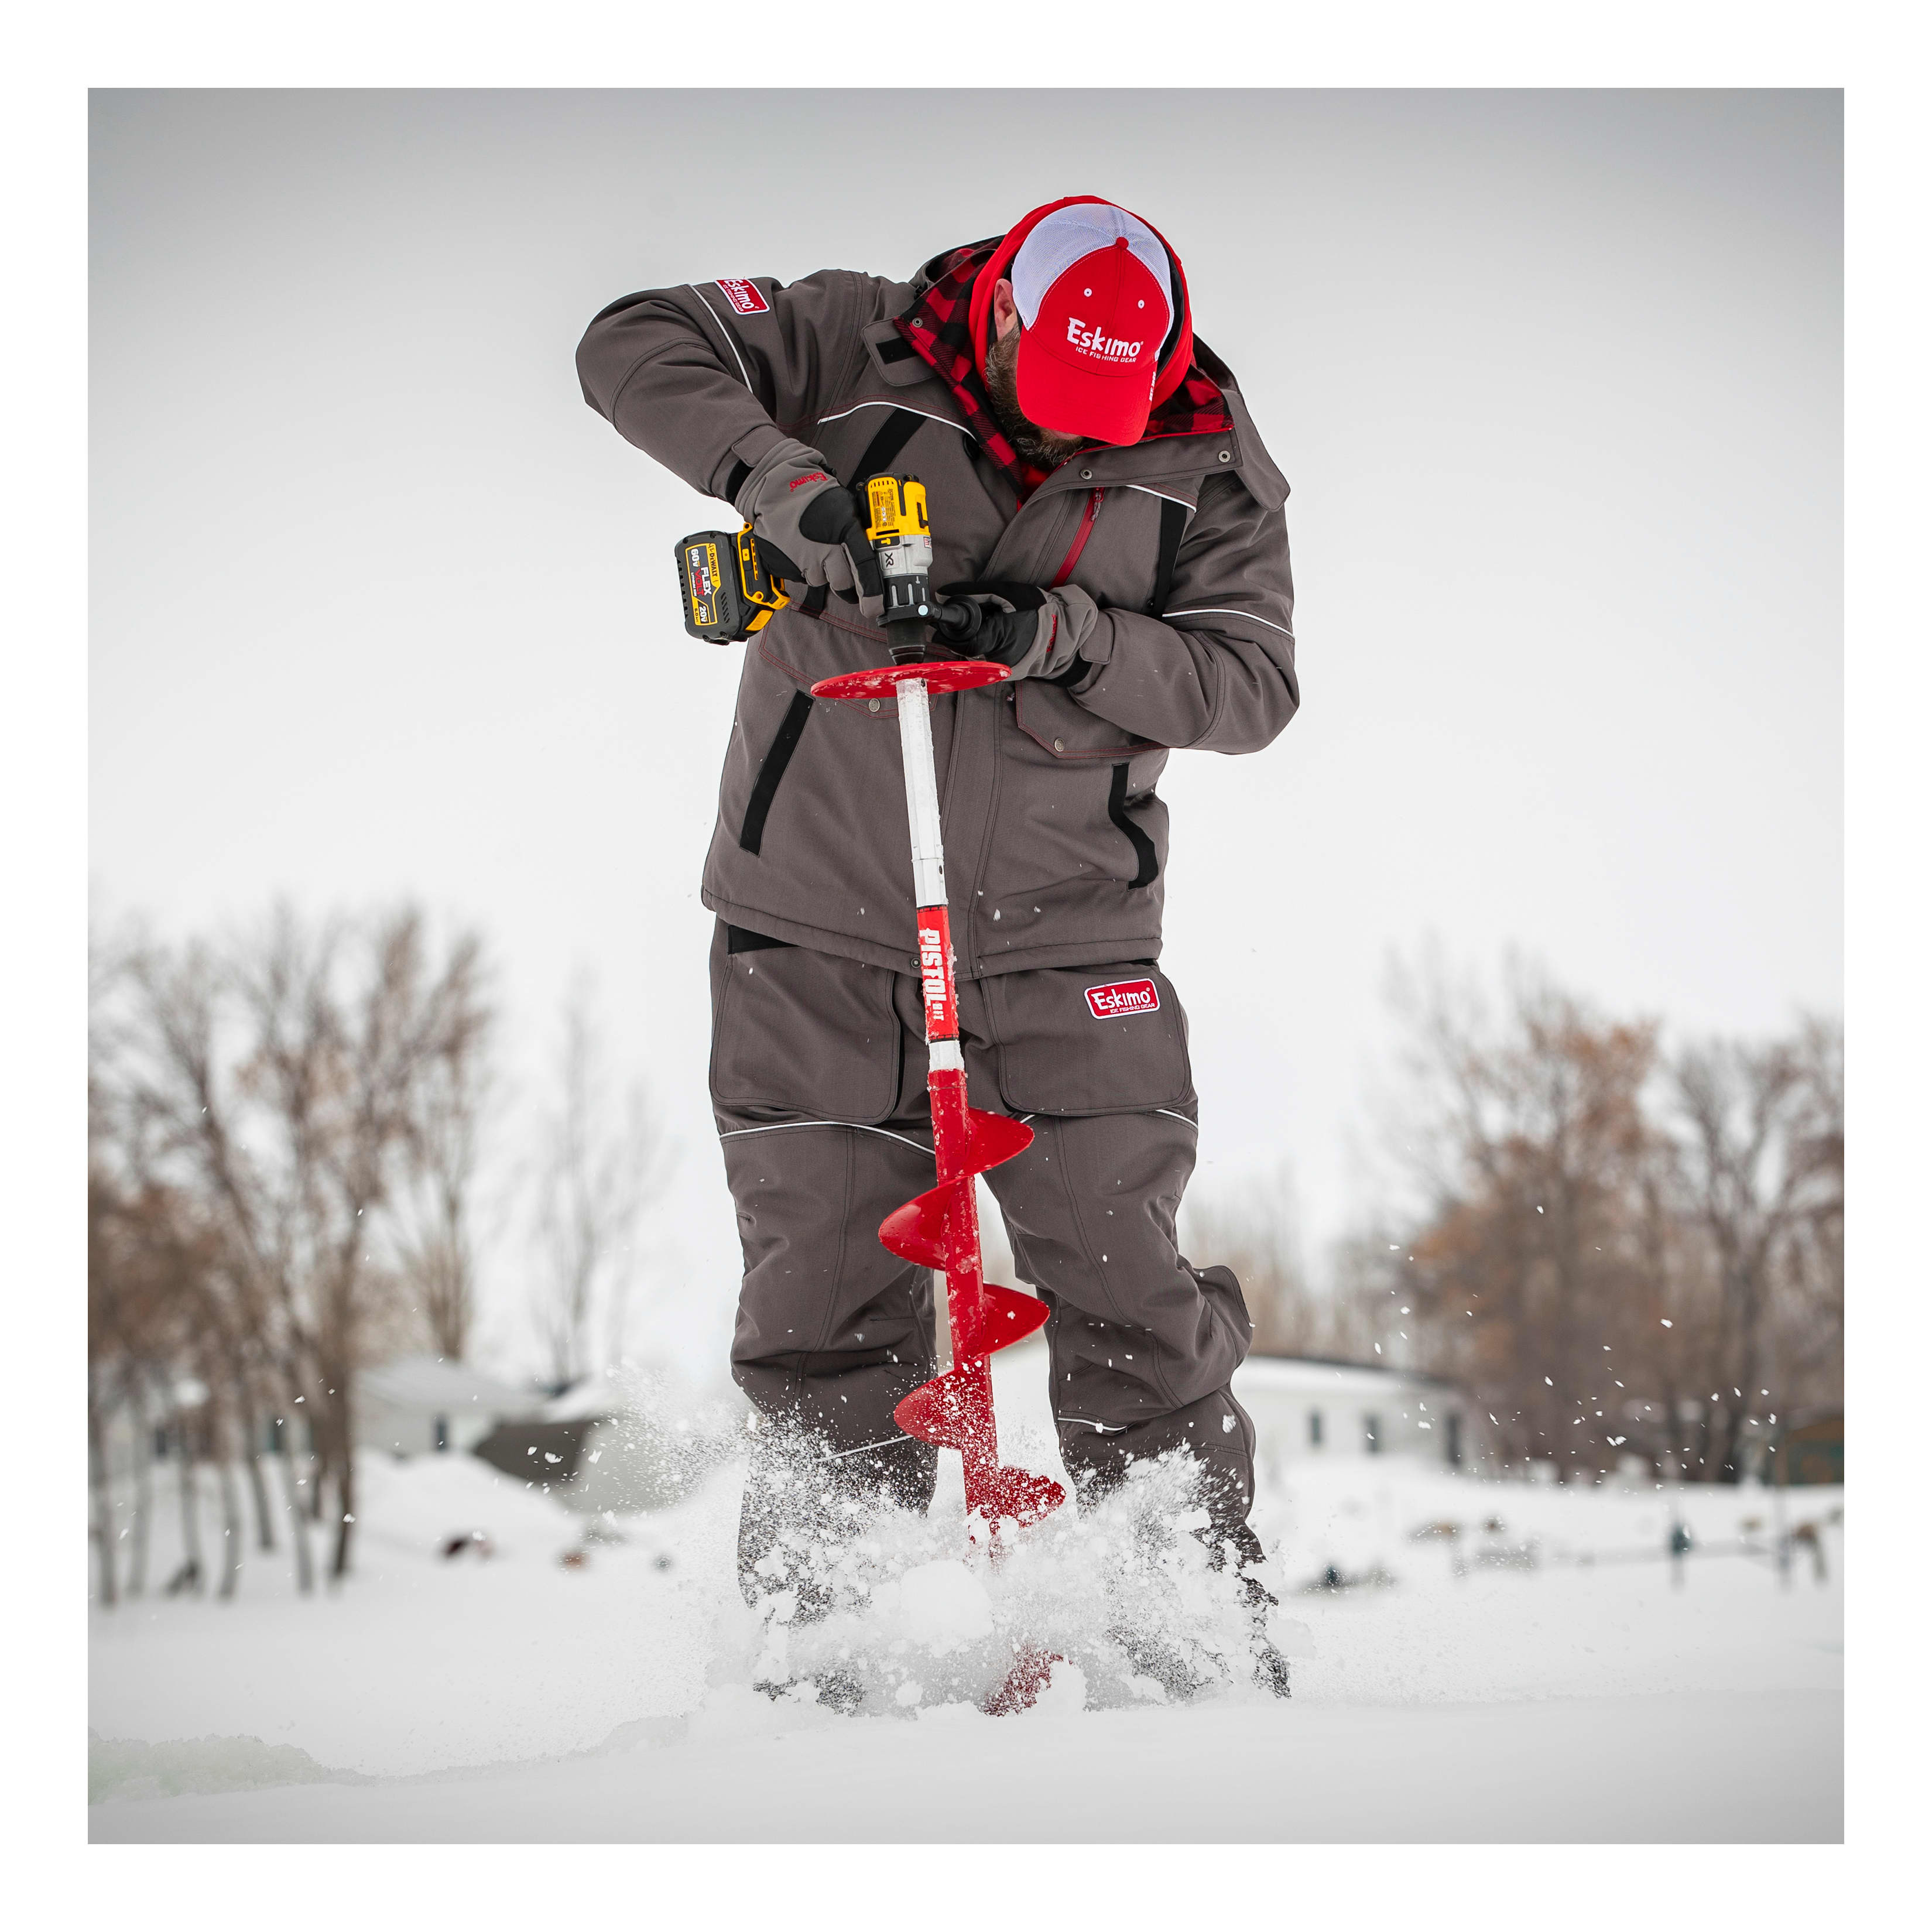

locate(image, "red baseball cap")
(1007, 203), (1176, 445)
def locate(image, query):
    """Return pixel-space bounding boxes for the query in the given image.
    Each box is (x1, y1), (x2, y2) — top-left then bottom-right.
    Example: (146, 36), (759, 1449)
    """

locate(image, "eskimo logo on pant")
(1084, 977), (1160, 1019)
(716, 278), (769, 316)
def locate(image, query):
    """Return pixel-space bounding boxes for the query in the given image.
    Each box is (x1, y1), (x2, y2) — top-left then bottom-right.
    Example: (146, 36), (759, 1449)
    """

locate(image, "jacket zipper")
(1050, 488), (1105, 587)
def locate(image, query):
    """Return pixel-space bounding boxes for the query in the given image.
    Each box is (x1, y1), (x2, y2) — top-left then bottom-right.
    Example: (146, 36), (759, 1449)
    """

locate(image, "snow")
(892, 1560), (995, 1651)
(359, 1354), (532, 1416)
(90, 1418), (1841, 1841)
(93, 1688), (1835, 1844)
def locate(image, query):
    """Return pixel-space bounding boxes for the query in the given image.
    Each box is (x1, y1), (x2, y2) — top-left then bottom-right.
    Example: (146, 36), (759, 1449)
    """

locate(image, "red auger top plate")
(812, 662), (1010, 702)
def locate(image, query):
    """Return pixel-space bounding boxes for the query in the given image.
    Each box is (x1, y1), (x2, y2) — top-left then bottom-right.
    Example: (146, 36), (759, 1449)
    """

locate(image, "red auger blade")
(878, 1112), (1033, 1269)
(893, 1363), (982, 1451)
(879, 1181), (954, 1270)
(979, 1465), (1066, 1528)
(955, 1282), (1051, 1359)
(965, 1108), (1033, 1171)
(892, 1288), (1049, 1450)
(983, 1644), (1064, 1716)
(892, 1376), (1068, 1523)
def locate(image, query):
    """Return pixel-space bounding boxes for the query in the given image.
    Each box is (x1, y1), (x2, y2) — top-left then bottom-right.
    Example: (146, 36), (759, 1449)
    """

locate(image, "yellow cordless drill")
(674, 474), (951, 655)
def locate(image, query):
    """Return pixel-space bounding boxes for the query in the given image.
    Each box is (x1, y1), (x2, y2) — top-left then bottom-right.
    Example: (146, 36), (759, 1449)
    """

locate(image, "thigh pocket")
(711, 942), (904, 1123)
(984, 964), (1194, 1117)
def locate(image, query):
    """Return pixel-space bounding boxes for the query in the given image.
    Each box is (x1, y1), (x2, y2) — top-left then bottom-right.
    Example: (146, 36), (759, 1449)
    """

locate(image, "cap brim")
(1015, 331), (1153, 446)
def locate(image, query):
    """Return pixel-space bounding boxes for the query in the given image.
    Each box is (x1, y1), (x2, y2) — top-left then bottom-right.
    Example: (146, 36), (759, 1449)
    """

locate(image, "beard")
(984, 325), (1089, 470)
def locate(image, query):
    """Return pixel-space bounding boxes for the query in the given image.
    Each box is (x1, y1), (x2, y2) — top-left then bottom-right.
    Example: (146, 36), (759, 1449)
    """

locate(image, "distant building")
(1769, 1408), (1844, 1487)
(471, 1417), (603, 1485)
(1232, 1354), (1478, 1481)
(356, 1355), (537, 1458)
(473, 1368), (751, 1512)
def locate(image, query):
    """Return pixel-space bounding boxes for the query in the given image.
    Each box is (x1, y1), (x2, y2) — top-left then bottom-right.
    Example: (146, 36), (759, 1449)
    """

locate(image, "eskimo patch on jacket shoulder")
(716, 278), (769, 316)
(1084, 977), (1160, 1020)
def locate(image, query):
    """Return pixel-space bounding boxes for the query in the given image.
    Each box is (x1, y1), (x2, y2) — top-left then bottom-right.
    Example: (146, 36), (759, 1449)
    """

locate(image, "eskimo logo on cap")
(1063, 318), (1145, 363)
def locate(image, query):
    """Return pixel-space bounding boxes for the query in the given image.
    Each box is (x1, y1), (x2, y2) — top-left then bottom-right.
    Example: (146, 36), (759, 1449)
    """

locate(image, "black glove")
(931, 580), (1099, 681)
(735, 440), (883, 619)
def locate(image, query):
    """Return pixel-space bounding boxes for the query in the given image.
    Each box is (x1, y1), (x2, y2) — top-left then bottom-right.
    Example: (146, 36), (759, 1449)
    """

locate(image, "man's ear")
(991, 277), (1020, 340)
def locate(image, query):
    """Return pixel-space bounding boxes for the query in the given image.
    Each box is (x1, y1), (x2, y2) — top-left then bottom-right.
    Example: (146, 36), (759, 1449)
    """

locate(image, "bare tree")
(395, 1004), (495, 1361)
(1670, 1015), (1844, 1482)
(211, 1394), (245, 1599)
(1776, 1016), (1844, 1407)
(1324, 1229), (1424, 1367)
(1363, 947), (1844, 1484)
(86, 1343), (118, 1608)
(125, 1374), (154, 1597)
(88, 947), (138, 1606)
(1620, 1143), (1718, 1475)
(234, 1366), (279, 1554)
(87, 1156), (214, 1603)
(101, 903), (492, 1584)
(1377, 951), (1662, 1479)
(531, 982), (664, 1391)
(167, 1381), (207, 1595)
(1182, 1165), (1376, 1359)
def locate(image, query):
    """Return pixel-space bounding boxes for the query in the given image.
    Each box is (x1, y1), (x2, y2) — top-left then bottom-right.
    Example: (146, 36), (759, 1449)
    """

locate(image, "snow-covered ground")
(89, 1378), (1842, 1844)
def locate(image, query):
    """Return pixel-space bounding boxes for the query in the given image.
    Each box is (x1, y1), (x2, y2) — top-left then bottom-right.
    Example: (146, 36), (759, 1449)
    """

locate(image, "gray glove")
(735, 439), (883, 620)
(931, 581), (1099, 681)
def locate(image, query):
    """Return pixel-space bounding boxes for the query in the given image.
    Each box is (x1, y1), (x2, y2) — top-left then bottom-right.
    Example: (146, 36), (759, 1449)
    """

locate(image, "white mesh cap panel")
(1010, 204), (1174, 334)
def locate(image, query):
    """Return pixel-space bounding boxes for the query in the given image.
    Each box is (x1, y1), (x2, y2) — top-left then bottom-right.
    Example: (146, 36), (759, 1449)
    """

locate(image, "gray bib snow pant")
(711, 921), (1261, 1583)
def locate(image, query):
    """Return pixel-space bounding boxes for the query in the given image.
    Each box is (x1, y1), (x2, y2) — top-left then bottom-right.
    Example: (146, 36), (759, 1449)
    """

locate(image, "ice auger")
(810, 474), (1067, 1542)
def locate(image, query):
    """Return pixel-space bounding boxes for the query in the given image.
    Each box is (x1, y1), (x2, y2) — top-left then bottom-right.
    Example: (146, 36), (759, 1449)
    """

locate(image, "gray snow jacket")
(575, 249), (1298, 981)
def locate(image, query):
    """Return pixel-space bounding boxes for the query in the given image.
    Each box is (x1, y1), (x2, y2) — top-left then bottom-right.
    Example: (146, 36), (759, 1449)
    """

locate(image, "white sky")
(90, 89), (1841, 1382)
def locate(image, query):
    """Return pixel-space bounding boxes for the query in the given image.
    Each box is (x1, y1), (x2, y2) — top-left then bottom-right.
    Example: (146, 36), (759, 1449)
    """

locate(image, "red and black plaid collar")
(894, 241), (1233, 501)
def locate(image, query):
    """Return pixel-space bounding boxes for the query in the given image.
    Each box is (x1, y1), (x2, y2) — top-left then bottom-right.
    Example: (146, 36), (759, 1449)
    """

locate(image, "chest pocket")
(1010, 485), (1193, 761)
(862, 320), (939, 390)
(1033, 482), (1190, 628)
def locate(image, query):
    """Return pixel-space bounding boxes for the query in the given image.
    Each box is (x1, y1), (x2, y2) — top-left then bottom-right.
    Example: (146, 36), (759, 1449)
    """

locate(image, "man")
(577, 198), (1297, 1688)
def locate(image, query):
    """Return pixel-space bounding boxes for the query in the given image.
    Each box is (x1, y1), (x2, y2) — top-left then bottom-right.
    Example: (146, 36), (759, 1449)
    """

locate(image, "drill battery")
(674, 525), (788, 645)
